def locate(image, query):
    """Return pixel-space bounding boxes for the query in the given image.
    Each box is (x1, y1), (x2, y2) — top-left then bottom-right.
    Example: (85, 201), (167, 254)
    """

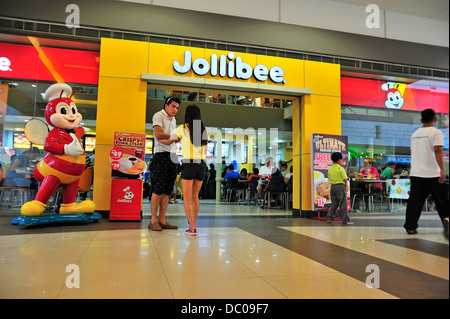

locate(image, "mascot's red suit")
(21, 83), (95, 216)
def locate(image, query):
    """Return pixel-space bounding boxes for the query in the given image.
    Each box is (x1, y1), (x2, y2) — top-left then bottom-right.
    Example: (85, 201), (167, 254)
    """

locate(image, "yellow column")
(300, 61), (341, 212)
(292, 98), (301, 212)
(93, 38), (149, 211)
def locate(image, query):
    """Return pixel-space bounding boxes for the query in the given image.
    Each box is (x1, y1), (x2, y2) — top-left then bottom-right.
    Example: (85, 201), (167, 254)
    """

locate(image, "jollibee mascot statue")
(20, 83), (95, 216)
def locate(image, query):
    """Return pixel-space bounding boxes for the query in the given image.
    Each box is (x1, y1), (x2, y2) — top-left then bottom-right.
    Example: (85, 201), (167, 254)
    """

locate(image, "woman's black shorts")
(150, 152), (177, 195)
(180, 161), (207, 181)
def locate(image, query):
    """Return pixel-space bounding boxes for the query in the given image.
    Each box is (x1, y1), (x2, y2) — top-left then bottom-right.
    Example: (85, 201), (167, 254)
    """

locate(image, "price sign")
(315, 197), (327, 208)
(111, 161), (120, 170)
(110, 147), (123, 160)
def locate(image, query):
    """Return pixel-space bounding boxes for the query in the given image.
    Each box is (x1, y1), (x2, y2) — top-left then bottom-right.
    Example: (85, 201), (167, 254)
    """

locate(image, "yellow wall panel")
(99, 38), (149, 79)
(301, 95), (342, 149)
(148, 43), (205, 78)
(300, 94), (341, 211)
(291, 98), (301, 210)
(92, 144), (114, 211)
(293, 155), (300, 210)
(204, 48), (257, 84)
(256, 55), (304, 88)
(304, 61), (341, 97)
(96, 77), (147, 144)
(148, 43), (303, 88)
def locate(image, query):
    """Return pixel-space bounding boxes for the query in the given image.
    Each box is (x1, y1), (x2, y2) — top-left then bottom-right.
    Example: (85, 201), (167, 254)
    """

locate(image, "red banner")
(341, 77), (449, 114)
(0, 42), (99, 85)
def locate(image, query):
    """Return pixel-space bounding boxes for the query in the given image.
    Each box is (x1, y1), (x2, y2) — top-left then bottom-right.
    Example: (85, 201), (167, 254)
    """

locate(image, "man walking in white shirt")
(404, 109), (448, 237)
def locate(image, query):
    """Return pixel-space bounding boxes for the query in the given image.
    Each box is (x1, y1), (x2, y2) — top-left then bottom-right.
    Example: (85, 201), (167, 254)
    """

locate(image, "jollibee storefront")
(93, 38), (342, 216)
(3, 37), (446, 218)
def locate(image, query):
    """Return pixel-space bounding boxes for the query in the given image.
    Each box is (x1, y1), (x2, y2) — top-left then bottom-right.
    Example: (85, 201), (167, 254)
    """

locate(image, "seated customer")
(7, 147), (41, 187)
(224, 164), (240, 180)
(381, 162), (396, 179)
(279, 162), (289, 177)
(360, 161), (382, 211)
(284, 166), (293, 184)
(261, 169), (285, 208)
(247, 168), (260, 181)
(239, 168), (248, 180)
(223, 164), (240, 191)
(350, 175), (364, 213)
(257, 156), (278, 200)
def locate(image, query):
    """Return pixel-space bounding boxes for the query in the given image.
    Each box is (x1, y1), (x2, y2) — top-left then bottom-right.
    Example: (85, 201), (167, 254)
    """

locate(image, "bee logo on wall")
(381, 82), (405, 109)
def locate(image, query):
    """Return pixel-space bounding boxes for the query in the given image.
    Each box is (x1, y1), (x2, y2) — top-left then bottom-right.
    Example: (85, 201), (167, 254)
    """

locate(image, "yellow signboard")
(147, 43), (304, 88)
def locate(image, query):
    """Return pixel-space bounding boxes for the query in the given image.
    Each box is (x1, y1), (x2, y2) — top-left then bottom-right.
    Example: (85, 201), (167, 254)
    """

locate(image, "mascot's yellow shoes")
(21, 200), (46, 216)
(60, 200), (96, 214)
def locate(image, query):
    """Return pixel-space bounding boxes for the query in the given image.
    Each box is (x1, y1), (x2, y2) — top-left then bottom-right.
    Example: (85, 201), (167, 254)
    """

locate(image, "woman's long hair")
(183, 104), (207, 147)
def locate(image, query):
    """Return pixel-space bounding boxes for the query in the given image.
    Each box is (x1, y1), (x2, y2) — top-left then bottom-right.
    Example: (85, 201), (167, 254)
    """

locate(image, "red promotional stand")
(110, 179), (143, 220)
(109, 132), (147, 221)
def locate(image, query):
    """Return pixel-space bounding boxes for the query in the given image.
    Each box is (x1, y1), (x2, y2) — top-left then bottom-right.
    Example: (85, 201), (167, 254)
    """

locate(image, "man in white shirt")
(259, 156), (277, 177)
(404, 109), (448, 237)
(148, 97), (180, 231)
(257, 156), (278, 201)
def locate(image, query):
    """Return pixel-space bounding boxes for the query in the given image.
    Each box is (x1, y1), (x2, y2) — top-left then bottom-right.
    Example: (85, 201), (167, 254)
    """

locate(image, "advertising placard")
(110, 131), (147, 179)
(109, 131), (147, 221)
(311, 133), (349, 211)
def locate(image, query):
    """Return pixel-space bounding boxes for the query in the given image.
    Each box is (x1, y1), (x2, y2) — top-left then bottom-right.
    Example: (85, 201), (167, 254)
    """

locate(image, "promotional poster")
(110, 131), (147, 179)
(311, 133), (349, 212)
(109, 131), (146, 221)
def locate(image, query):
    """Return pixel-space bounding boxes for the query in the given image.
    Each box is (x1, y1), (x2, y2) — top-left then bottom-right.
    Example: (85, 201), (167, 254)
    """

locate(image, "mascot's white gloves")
(64, 139), (84, 156)
(170, 134), (179, 141)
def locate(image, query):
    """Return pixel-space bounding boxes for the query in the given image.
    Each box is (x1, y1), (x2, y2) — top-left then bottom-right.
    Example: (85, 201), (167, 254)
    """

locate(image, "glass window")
(145, 86), (293, 176)
(341, 76), (449, 177)
(0, 37), (99, 170)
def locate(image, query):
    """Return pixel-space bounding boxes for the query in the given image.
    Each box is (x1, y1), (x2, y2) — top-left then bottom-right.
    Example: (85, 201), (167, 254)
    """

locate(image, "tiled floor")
(0, 200), (448, 300)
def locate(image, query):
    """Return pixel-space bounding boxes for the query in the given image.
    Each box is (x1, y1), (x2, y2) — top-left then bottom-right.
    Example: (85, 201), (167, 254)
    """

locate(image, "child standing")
(326, 152), (353, 225)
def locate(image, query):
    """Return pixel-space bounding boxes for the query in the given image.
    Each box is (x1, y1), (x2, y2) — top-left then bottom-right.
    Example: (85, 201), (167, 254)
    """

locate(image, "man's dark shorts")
(150, 152), (177, 196)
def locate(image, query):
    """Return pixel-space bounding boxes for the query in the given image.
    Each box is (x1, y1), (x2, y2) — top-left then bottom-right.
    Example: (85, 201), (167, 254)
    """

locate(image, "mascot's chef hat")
(43, 83), (73, 102)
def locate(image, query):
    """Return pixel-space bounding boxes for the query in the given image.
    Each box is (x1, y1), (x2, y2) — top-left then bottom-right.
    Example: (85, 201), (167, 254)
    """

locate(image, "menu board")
(145, 139), (153, 155)
(13, 132), (31, 149)
(206, 142), (215, 157)
(214, 142), (229, 158)
(311, 133), (349, 211)
(84, 136), (96, 152)
(110, 131), (147, 179)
